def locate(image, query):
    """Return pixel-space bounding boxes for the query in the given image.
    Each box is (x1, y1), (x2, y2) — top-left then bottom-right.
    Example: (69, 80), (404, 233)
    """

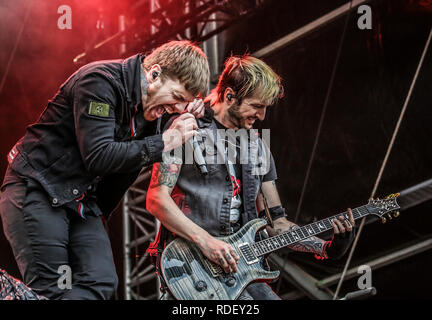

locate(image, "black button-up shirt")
(2, 54), (164, 218)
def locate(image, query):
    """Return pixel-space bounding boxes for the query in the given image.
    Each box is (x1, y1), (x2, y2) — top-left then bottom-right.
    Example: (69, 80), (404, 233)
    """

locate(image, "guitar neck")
(251, 205), (370, 257)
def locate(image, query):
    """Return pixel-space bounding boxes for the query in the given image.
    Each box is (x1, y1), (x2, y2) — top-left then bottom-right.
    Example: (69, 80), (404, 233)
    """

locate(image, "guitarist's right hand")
(197, 235), (240, 274)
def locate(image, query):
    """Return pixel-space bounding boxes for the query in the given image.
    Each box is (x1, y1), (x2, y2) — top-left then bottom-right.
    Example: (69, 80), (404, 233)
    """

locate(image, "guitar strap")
(257, 189), (274, 273)
(260, 189), (274, 228)
(155, 224), (169, 296)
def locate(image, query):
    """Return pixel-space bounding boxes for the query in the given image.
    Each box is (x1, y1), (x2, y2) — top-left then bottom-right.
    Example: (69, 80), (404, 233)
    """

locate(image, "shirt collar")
(121, 53), (145, 109)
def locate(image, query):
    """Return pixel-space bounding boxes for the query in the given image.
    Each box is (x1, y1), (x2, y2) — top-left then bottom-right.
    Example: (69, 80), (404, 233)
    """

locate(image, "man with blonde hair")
(0, 40), (210, 299)
(146, 55), (355, 300)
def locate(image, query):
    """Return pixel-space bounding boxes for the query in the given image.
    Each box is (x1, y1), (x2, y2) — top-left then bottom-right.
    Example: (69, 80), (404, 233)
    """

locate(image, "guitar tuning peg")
(393, 211), (400, 218)
(387, 213), (393, 220)
(381, 217), (387, 224)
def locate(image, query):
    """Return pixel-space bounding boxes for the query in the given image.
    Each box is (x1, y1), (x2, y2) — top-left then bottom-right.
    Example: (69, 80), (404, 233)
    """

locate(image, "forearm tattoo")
(276, 225), (325, 255)
(151, 162), (181, 188)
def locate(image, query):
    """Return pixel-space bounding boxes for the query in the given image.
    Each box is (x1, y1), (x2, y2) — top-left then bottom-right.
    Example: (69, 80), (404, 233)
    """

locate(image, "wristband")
(258, 205), (286, 221)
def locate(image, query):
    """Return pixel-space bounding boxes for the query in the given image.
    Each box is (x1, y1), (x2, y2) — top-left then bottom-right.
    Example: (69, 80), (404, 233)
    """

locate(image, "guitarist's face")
(226, 94), (269, 130)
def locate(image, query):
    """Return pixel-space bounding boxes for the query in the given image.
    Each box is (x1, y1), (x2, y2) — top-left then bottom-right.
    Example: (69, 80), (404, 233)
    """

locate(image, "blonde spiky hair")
(211, 55), (283, 106)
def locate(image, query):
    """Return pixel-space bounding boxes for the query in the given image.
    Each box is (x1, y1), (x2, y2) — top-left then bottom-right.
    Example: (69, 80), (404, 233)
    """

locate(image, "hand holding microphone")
(162, 98), (208, 174)
(162, 113), (198, 152)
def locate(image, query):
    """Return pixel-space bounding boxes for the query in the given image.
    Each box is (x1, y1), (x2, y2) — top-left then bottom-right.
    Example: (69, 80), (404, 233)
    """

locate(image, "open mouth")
(154, 105), (171, 115)
(158, 105), (177, 114)
(247, 117), (257, 125)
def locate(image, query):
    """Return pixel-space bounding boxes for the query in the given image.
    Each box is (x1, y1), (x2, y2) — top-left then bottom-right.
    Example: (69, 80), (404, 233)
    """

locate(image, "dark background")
(0, 0), (431, 299)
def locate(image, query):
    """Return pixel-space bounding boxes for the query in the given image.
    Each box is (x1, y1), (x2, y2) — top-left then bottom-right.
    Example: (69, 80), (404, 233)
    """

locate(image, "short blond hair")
(144, 40), (210, 97)
(212, 55), (282, 106)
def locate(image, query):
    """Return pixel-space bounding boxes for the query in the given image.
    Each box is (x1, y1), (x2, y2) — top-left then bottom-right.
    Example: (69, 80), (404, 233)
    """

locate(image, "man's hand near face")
(162, 113), (198, 152)
(184, 98), (205, 118)
(162, 98), (205, 152)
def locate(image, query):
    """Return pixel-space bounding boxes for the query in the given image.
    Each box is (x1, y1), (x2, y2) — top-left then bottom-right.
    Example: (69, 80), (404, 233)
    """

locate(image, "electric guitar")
(160, 194), (400, 300)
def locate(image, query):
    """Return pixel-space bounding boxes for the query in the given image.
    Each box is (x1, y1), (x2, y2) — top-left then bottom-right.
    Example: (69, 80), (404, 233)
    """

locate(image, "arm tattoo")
(151, 162), (181, 188)
(285, 225), (325, 255)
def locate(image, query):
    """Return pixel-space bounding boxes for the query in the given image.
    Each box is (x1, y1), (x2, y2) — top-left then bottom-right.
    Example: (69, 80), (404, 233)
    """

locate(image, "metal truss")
(73, 0), (267, 64)
(122, 168), (160, 300)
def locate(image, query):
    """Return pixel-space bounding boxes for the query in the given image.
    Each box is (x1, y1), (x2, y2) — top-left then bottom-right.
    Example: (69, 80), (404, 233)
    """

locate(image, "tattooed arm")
(146, 158), (204, 243)
(146, 157), (240, 273)
(257, 180), (326, 256)
(270, 218), (327, 256)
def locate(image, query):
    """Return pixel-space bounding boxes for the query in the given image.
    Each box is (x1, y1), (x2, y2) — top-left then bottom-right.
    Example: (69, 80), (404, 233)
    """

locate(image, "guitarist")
(146, 55), (356, 300)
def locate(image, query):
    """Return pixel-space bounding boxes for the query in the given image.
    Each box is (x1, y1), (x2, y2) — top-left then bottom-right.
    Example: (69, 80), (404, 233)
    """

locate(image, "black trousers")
(0, 178), (118, 300)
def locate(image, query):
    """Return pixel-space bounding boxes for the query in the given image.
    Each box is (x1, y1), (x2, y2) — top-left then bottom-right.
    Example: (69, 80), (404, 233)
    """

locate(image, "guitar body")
(160, 219), (280, 300)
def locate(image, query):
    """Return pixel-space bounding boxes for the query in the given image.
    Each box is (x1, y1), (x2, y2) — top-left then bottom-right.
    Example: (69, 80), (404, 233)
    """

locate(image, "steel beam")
(253, 0), (370, 58)
(269, 253), (333, 300)
(316, 238), (432, 289)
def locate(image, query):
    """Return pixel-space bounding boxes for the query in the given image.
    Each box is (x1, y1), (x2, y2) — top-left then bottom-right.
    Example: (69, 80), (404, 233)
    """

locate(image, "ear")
(224, 87), (236, 106)
(146, 64), (162, 83)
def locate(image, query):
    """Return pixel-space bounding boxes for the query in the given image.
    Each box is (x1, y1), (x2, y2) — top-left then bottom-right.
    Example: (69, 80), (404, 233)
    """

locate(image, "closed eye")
(172, 93), (186, 102)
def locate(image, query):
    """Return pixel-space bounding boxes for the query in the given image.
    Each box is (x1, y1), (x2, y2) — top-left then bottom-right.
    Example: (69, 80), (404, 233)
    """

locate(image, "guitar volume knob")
(194, 280), (207, 292)
(225, 276), (236, 287)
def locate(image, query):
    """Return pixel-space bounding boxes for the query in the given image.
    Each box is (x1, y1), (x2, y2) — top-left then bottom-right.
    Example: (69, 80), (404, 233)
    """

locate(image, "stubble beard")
(225, 104), (243, 129)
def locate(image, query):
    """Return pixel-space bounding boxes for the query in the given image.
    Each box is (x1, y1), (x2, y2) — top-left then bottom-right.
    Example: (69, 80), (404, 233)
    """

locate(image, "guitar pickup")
(204, 259), (223, 278)
(238, 243), (259, 265)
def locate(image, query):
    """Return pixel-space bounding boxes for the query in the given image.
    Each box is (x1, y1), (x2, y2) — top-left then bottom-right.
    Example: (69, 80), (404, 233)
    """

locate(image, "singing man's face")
(144, 76), (195, 121)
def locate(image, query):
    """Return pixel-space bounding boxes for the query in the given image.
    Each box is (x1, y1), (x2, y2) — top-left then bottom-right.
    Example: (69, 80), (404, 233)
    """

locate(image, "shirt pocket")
(202, 145), (225, 174)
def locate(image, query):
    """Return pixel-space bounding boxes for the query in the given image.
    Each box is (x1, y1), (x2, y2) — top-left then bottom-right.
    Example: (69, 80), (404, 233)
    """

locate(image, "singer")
(145, 55), (357, 300)
(0, 41), (209, 300)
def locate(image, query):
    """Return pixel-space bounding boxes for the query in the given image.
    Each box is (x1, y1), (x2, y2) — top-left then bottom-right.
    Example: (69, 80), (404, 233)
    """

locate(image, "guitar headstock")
(367, 193), (401, 223)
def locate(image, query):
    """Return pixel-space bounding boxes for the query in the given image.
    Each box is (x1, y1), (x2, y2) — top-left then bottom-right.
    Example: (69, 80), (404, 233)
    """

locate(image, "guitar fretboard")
(250, 205), (370, 257)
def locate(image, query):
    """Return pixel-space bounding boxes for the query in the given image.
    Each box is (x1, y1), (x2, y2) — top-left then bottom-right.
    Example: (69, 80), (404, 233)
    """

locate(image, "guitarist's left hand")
(325, 208), (356, 260)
